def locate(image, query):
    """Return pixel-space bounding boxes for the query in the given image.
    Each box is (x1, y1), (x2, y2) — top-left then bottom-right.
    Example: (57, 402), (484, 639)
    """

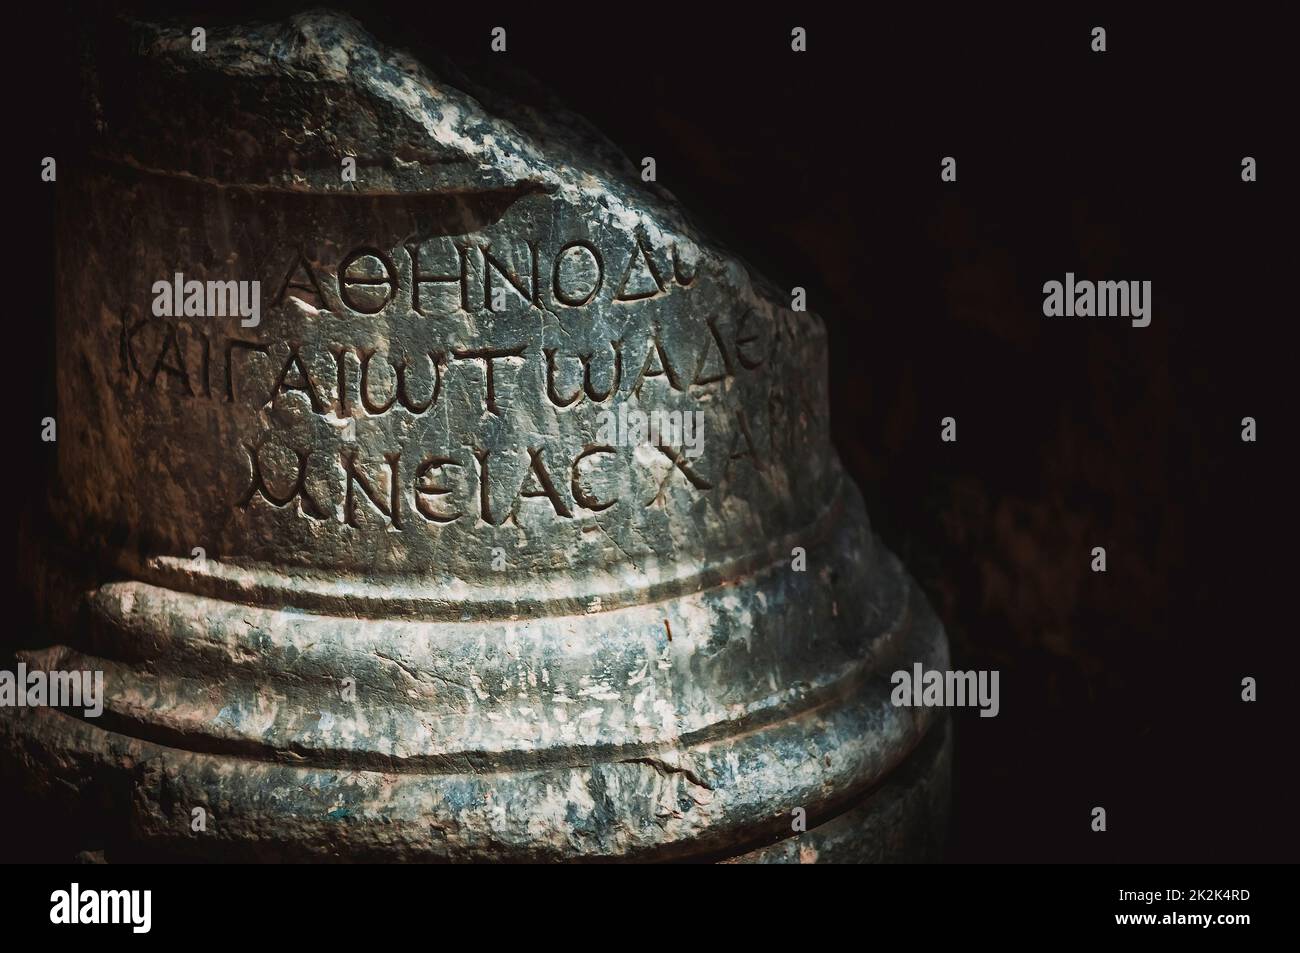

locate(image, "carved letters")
(275, 235), (697, 316)
(122, 229), (811, 530)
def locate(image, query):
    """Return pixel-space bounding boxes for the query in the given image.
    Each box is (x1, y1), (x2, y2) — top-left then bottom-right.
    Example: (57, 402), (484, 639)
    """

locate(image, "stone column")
(3, 11), (949, 861)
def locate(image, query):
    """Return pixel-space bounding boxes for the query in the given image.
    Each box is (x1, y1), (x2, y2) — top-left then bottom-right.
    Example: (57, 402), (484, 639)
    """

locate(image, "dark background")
(7, 4), (1294, 862)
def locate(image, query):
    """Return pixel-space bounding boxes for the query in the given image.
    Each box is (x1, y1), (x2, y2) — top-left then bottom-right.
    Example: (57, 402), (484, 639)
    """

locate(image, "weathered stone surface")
(3, 11), (949, 861)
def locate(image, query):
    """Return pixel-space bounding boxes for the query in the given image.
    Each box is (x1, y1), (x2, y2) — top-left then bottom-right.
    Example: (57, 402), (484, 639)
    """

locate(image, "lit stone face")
(4, 12), (950, 861)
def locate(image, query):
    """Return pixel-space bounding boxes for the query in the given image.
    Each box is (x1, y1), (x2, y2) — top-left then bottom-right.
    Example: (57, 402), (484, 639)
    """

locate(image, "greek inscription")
(414, 456), (464, 523)
(544, 340), (622, 407)
(552, 240), (604, 306)
(452, 345), (527, 416)
(615, 237), (667, 302)
(343, 449), (402, 528)
(238, 442), (327, 518)
(338, 248), (396, 314)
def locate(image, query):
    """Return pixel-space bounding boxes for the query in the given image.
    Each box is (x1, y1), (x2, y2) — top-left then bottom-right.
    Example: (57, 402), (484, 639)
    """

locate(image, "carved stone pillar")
(3, 11), (950, 861)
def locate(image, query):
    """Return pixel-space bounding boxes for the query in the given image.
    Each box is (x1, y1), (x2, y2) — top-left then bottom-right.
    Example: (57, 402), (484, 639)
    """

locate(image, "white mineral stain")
(653, 699), (678, 737)
(468, 673), (489, 701)
(578, 680), (620, 702)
